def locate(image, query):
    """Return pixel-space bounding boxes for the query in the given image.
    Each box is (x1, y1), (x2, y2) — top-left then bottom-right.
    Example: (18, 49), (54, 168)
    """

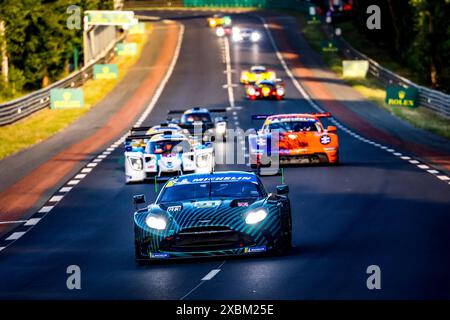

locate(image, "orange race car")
(248, 113), (339, 167)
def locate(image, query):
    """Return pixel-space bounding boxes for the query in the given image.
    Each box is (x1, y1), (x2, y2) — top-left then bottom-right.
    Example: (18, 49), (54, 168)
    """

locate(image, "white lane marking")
(223, 37), (235, 108)
(427, 169), (439, 174)
(256, 14), (449, 186)
(93, 158), (103, 163)
(67, 180), (80, 186)
(0, 247), (5, 252)
(107, 147), (115, 151)
(232, 111), (237, 115)
(87, 163), (98, 168)
(417, 164), (429, 169)
(102, 151), (111, 155)
(75, 174), (87, 179)
(437, 175), (450, 181)
(49, 195), (64, 202)
(6, 232), (26, 241)
(97, 155), (107, 159)
(38, 206), (54, 213)
(234, 121), (239, 126)
(0, 220), (27, 225)
(180, 261), (226, 300)
(394, 152), (402, 156)
(24, 218), (41, 226)
(81, 168), (92, 173)
(201, 269), (221, 281)
(59, 187), (73, 193)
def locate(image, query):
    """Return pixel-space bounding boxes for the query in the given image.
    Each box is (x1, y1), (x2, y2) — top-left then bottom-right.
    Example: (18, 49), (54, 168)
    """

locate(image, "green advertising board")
(93, 64), (119, 80)
(321, 40), (338, 53)
(85, 10), (136, 26)
(115, 43), (137, 56)
(50, 89), (84, 109)
(385, 86), (418, 107)
(129, 22), (146, 35)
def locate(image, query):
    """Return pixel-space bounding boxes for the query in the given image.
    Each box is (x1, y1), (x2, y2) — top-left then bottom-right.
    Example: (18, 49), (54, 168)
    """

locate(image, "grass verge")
(292, 13), (450, 140)
(0, 24), (152, 160)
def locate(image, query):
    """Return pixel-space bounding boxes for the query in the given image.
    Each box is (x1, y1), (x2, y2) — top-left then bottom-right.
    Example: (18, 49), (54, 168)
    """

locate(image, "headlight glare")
(245, 208), (268, 224)
(145, 215), (167, 230)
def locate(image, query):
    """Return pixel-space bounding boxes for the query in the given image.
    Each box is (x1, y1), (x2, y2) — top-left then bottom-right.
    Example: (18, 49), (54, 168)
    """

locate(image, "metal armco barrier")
(0, 33), (125, 126)
(326, 27), (450, 119)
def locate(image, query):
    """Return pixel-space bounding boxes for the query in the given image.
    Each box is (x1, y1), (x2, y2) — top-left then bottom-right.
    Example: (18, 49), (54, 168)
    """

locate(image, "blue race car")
(133, 171), (292, 263)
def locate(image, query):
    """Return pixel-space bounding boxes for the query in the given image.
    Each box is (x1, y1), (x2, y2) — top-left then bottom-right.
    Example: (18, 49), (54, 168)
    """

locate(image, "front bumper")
(135, 224), (280, 260)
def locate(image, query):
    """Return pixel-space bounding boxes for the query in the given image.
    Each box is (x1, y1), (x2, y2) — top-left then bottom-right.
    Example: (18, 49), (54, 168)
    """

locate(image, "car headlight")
(216, 123), (226, 135)
(216, 27), (225, 37)
(251, 32), (261, 42)
(145, 215), (167, 230)
(276, 87), (285, 96)
(245, 208), (268, 224)
(129, 157), (143, 171)
(196, 153), (211, 168)
(232, 34), (242, 42)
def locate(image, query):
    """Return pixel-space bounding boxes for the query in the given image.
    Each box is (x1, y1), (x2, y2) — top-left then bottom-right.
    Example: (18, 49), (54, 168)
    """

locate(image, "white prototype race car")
(124, 125), (215, 183)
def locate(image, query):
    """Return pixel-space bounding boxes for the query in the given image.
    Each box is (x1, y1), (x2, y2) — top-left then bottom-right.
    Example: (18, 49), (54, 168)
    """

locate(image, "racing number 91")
(220, 304), (274, 316)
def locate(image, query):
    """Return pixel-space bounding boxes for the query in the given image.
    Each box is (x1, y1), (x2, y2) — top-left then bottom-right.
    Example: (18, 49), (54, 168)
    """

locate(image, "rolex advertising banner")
(115, 42), (137, 56)
(385, 86), (418, 108)
(342, 60), (369, 78)
(93, 64), (119, 80)
(50, 89), (84, 109)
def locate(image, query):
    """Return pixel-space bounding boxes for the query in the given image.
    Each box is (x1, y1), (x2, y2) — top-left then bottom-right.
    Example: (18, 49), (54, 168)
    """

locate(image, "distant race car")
(124, 126), (214, 183)
(215, 25), (233, 37)
(240, 65), (276, 84)
(245, 80), (285, 100)
(248, 113), (339, 167)
(133, 171), (292, 263)
(207, 14), (232, 28)
(168, 107), (228, 141)
(231, 27), (261, 42)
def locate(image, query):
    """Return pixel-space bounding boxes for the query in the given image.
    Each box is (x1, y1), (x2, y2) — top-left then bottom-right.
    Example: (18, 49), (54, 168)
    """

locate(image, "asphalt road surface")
(0, 12), (449, 300)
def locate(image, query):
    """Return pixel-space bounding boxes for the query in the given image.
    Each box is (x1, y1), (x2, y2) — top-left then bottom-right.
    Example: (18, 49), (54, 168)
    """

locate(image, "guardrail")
(0, 33), (125, 126)
(323, 25), (450, 119)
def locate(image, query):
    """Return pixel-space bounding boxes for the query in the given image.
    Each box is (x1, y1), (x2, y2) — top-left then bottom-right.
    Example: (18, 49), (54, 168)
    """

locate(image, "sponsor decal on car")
(245, 246), (267, 253)
(150, 252), (170, 259)
(320, 135), (331, 145)
(167, 205), (182, 212)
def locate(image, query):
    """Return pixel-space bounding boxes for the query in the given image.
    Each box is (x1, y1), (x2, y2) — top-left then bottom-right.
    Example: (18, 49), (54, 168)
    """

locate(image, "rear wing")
(251, 112), (332, 120)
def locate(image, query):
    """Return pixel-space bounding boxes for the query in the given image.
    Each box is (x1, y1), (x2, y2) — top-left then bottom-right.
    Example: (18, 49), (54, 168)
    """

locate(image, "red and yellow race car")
(245, 80), (285, 100)
(248, 113), (339, 167)
(240, 66), (276, 84)
(207, 14), (232, 28)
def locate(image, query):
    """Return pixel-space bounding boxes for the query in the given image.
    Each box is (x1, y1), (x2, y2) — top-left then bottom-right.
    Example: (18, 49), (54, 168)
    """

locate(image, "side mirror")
(276, 185), (289, 195)
(327, 125), (337, 133)
(133, 194), (146, 210)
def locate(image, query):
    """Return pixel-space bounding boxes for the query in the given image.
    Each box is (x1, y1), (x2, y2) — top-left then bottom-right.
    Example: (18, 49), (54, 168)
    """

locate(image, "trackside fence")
(0, 34), (125, 126)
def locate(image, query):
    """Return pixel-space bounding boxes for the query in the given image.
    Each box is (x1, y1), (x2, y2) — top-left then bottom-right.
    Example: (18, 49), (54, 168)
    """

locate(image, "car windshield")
(268, 120), (319, 132)
(158, 182), (263, 203)
(148, 140), (190, 154)
(258, 81), (274, 86)
(182, 113), (212, 123)
(252, 67), (266, 73)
